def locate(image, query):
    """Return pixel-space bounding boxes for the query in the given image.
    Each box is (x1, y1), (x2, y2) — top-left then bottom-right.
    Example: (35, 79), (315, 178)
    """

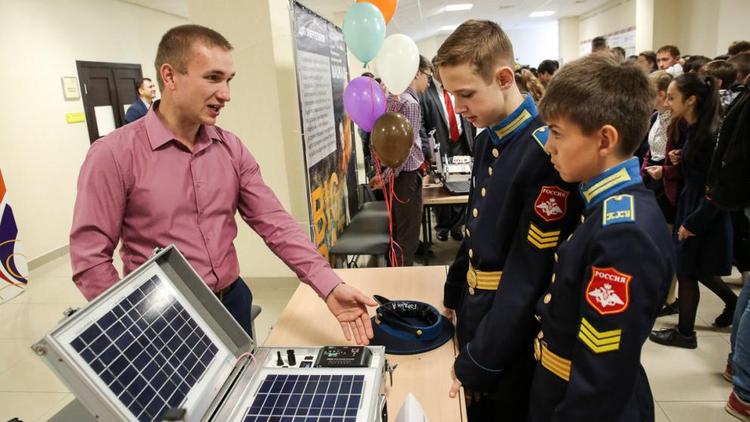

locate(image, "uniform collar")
(579, 157), (642, 208)
(145, 100), (223, 151)
(488, 94), (537, 146)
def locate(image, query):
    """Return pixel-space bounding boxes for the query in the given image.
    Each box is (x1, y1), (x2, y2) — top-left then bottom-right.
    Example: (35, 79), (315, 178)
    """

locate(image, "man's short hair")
(539, 55), (655, 156)
(136, 77), (152, 91)
(728, 40), (750, 56)
(591, 36), (608, 51)
(657, 45), (680, 58)
(538, 59), (559, 75)
(418, 55), (432, 73)
(434, 20), (514, 84)
(155, 24), (233, 90)
(702, 60), (739, 88)
(729, 52), (750, 81)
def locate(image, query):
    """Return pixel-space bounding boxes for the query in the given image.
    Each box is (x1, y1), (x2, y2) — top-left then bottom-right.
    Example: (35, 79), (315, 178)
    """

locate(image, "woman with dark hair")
(650, 73), (737, 349)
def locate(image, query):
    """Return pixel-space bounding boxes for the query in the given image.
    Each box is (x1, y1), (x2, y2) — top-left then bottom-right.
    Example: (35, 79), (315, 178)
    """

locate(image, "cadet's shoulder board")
(602, 194), (635, 226)
(578, 317), (621, 354)
(585, 267), (632, 315)
(532, 126), (549, 151)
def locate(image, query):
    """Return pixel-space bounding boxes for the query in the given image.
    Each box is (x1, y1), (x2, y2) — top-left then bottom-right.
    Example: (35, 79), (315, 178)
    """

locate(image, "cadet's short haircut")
(434, 20), (514, 84)
(155, 24), (233, 90)
(701, 60), (738, 88)
(539, 55), (655, 156)
(649, 70), (673, 92)
(657, 45), (680, 58)
(728, 40), (750, 56)
(729, 52), (750, 81)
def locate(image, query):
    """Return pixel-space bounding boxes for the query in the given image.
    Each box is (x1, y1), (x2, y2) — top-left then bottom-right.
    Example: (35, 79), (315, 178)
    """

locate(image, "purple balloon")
(343, 76), (386, 132)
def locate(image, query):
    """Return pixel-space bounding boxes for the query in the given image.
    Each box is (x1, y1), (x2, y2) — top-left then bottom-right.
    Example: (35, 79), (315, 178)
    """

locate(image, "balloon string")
(372, 154), (404, 267)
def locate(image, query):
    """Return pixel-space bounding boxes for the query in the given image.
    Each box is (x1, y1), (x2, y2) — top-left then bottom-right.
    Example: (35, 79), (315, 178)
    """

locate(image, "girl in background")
(650, 73), (737, 349)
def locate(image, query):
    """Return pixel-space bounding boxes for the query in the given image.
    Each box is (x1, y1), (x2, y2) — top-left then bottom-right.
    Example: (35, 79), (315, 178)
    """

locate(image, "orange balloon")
(357, 0), (397, 24)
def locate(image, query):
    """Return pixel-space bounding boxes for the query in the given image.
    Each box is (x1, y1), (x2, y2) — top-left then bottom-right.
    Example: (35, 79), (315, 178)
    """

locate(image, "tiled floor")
(0, 236), (744, 421)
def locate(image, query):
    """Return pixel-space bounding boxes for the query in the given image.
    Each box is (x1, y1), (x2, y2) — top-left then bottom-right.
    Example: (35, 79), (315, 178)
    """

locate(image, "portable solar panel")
(33, 245), (386, 422)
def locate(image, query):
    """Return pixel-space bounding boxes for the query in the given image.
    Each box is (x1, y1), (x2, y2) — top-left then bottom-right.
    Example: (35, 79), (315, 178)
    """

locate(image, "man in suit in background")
(125, 78), (157, 123)
(420, 58), (475, 241)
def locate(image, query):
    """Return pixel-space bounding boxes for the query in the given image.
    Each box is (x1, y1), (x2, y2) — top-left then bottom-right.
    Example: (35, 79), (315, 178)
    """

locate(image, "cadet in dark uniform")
(529, 55), (675, 421)
(435, 20), (583, 421)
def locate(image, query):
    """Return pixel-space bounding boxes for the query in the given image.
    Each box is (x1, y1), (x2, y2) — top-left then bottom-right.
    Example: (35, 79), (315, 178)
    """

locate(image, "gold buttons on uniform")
(473, 208), (478, 218)
(492, 148), (499, 158)
(469, 249), (474, 258)
(466, 228), (471, 237)
(567, 233), (573, 241)
(580, 215), (585, 223)
(468, 287), (475, 295)
(551, 273), (556, 284)
(543, 293), (552, 304)
(488, 167), (493, 176)
(481, 187), (486, 197)
(554, 253), (559, 262)
(534, 314), (542, 322)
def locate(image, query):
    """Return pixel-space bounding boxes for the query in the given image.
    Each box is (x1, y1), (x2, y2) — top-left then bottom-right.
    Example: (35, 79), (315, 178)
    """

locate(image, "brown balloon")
(371, 112), (413, 168)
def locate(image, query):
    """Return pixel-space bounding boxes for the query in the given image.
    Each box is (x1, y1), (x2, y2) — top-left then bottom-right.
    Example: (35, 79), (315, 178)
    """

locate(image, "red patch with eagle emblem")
(534, 186), (569, 222)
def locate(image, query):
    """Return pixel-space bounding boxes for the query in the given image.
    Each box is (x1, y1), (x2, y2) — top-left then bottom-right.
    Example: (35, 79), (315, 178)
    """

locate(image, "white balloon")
(374, 34), (419, 95)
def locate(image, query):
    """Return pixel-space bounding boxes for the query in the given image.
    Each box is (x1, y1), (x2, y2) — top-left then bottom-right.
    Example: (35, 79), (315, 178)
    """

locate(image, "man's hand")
(369, 174), (384, 191)
(646, 165), (663, 180)
(325, 283), (377, 345)
(678, 225), (696, 241)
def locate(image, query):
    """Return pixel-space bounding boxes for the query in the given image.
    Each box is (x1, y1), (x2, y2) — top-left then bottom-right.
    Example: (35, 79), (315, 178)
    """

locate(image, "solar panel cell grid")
(244, 374), (363, 422)
(69, 275), (218, 422)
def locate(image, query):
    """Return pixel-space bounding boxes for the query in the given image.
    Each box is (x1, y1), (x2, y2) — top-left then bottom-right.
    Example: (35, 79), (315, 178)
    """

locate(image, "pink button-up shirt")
(70, 102), (341, 301)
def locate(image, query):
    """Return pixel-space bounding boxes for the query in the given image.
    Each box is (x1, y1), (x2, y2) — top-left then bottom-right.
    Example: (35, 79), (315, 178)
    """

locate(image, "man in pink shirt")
(70, 24), (376, 344)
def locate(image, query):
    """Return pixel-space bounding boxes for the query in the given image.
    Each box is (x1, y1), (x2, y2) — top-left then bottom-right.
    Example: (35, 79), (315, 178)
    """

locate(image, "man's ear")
(160, 63), (177, 91)
(598, 124), (621, 156)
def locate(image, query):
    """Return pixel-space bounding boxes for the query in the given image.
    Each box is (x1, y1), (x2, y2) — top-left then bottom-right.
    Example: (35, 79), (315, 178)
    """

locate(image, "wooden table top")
(264, 266), (466, 421)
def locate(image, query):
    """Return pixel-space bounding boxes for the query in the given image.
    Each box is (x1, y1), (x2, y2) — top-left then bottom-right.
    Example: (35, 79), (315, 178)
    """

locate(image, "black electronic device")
(315, 346), (372, 368)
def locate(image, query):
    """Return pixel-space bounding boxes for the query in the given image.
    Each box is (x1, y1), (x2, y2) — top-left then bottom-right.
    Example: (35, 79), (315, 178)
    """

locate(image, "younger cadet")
(528, 55), (676, 421)
(436, 20), (583, 420)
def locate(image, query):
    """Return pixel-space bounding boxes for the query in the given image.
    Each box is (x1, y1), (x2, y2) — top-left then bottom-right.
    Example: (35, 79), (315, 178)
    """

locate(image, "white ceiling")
(118, 0), (616, 42)
(306, 0), (616, 40)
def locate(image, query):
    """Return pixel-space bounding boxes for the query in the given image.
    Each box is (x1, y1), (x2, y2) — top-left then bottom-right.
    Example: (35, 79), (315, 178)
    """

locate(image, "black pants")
(435, 205), (466, 235)
(391, 170), (423, 266)
(219, 277), (254, 339)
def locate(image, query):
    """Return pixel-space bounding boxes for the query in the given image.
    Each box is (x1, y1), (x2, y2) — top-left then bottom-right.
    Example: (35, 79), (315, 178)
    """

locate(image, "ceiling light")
(529, 10), (555, 17)
(441, 25), (458, 32)
(445, 3), (473, 12)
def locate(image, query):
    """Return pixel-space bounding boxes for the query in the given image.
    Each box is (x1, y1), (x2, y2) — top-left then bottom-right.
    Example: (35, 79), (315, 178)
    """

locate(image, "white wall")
(506, 22), (560, 67)
(559, 17), (580, 65)
(715, 0), (750, 55)
(0, 0), (187, 262)
(578, 0), (636, 44)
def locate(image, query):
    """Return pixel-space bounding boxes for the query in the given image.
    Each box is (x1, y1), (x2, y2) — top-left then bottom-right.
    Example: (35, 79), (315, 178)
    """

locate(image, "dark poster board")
(292, 1), (358, 258)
